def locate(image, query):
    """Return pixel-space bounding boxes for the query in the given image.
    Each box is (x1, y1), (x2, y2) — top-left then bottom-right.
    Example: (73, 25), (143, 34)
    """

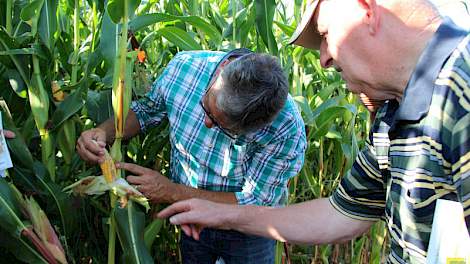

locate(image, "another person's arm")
(158, 197), (374, 244)
(160, 135), (386, 242)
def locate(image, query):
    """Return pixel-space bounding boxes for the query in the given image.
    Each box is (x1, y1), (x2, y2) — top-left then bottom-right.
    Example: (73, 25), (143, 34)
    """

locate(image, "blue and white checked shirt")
(131, 49), (306, 206)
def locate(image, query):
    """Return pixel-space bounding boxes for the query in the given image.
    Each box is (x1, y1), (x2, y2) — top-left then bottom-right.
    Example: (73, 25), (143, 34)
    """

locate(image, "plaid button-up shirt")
(131, 49), (306, 206)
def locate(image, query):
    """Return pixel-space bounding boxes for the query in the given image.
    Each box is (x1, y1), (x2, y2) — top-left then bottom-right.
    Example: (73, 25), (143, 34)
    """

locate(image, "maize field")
(0, 0), (387, 263)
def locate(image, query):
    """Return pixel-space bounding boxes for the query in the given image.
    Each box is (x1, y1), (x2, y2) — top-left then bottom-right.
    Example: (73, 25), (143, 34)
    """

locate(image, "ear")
(357, 0), (380, 35)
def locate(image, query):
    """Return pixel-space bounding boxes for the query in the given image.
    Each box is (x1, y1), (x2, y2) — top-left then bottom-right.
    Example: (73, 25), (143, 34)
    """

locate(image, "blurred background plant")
(0, 0), (386, 263)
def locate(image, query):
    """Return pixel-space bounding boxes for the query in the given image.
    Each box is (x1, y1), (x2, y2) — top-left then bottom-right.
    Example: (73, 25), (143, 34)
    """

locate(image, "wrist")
(225, 205), (245, 230)
(168, 183), (184, 203)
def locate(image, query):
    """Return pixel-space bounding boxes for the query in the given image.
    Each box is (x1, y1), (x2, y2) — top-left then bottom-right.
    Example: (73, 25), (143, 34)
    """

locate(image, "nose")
(319, 39), (334, 69)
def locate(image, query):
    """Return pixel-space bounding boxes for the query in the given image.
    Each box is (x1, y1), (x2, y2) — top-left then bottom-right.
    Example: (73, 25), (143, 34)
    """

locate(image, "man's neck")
(383, 1), (442, 97)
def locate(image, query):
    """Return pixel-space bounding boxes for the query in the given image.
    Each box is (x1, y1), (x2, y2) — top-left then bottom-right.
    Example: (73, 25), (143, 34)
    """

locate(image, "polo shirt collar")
(394, 18), (469, 121)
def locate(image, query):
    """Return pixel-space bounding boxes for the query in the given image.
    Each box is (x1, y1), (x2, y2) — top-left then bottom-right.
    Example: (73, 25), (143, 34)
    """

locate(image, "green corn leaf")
(238, 6), (256, 46)
(38, 0), (58, 51)
(129, 13), (222, 44)
(222, 7), (249, 41)
(0, 109), (34, 169)
(311, 96), (345, 118)
(157, 26), (202, 50)
(255, 0), (278, 55)
(0, 178), (24, 234)
(113, 201), (153, 264)
(293, 95), (314, 125)
(144, 219), (164, 251)
(0, 28), (32, 89)
(98, 7), (119, 67)
(57, 119), (76, 165)
(312, 106), (349, 139)
(107, 0), (142, 24)
(274, 21), (295, 37)
(0, 47), (39, 56)
(51, 79), (87, 130)
(20, 0), (44, 22)
(0, 228), (49, 264)
(86, 90), (113, 124)
(2, 70), (27, 98)
(28, 72), (49, 131)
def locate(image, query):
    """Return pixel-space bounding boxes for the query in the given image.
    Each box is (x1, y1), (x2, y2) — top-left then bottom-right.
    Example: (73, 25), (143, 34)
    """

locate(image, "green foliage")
(0, 0), (387, 263)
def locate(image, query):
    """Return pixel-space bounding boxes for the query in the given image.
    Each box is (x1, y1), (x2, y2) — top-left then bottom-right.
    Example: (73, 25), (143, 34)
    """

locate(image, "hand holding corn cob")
(117, 162), (178, 204)
(76, 127), (108, 164)
(64, 140), (150, 211)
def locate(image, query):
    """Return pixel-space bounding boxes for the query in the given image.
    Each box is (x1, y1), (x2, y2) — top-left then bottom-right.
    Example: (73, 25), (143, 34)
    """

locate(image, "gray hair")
(216, 53), (288, 134)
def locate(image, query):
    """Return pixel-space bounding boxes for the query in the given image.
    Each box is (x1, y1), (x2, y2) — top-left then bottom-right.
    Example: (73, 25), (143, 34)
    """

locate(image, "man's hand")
(117, 162), (178, 204)
(157, 198), (236, 240)
(76, 128), (107, 164)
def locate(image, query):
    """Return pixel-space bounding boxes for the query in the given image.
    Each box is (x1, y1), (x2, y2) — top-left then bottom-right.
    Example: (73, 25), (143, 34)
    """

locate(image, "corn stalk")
(21, 0), (55, 181)
(107, 0), (152, 263)
(107, 0), (129, 260)
(6, 0), (13, 35)
(71, 0), (80, 84)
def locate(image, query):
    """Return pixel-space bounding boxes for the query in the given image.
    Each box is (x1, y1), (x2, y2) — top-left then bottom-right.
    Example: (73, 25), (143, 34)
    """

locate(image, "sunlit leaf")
(157, 26), (202, 50)
(114, 201), (153, 264)
(130, 13), (222, 45)
(255, 0), (278, 55)
(107, 0), (142, 24)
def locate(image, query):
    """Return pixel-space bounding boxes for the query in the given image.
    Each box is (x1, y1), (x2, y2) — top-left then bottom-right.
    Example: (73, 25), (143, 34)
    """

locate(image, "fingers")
(76, 140), (104, 163)
(180, 224), (193, 238)
(76, 129), (106, 163)
(116, 162), (149, 175)
(157, 201), (205, 240)
(2, 130), (15, 139)
(157, 200), (193, 219)
(181, 224), (203, 240)
(126, 175), (146, 185)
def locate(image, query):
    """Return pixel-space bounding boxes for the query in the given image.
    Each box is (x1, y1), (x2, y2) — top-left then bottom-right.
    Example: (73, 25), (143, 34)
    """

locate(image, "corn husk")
(63, 176), (150, 212)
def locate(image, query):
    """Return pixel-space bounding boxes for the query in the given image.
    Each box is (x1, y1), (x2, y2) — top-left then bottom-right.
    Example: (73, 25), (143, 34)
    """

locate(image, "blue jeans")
(181, 228), (275, 264)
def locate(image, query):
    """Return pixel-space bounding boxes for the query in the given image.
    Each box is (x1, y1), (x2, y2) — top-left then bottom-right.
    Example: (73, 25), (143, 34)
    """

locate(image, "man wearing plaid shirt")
(76, 49), (307, 263)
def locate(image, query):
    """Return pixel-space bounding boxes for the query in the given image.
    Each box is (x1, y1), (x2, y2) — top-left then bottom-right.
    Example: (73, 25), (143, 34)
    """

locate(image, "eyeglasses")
(199, 97), (237, 140)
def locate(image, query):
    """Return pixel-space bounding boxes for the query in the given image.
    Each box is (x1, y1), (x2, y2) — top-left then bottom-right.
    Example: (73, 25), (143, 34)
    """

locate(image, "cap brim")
(288, 0), (321, 50)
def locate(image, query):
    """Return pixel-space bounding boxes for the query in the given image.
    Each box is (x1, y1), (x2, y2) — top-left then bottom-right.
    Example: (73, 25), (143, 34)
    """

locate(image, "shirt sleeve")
(329, 138), (387, 221)
(235, 128), (306, 206)
(450, 112), (470, 235)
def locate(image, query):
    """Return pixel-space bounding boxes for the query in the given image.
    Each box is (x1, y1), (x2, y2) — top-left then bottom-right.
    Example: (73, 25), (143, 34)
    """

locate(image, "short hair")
(216, 53), (288, 134)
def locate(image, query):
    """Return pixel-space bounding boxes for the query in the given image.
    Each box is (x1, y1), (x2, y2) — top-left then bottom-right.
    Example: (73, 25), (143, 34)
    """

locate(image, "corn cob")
(93, 140), (116, 183)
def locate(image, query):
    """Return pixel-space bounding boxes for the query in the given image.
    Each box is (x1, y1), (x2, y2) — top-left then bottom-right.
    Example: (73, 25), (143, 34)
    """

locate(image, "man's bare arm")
(158, 198), (374, 244)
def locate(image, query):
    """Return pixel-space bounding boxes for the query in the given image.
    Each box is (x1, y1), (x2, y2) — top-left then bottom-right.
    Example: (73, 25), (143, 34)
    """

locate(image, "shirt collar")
(394, 18), (469, 121)
(208, 48), (253, 84)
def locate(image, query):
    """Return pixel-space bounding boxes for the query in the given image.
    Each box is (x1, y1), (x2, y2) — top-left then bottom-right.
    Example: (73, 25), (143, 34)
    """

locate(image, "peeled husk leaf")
(25, 197), (68, 264)
(10, 185), (67, 264)
(63, 176), (150, 211)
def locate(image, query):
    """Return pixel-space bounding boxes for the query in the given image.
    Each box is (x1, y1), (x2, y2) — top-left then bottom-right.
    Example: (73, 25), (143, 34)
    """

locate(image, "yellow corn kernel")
(92, 140), (116, 183)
